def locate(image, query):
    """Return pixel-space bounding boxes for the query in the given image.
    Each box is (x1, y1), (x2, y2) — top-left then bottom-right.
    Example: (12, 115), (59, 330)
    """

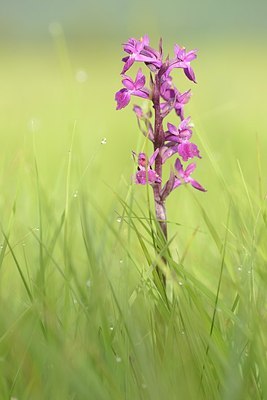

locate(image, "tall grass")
(0, 38), (266, 399)
(0, 129), (266, 399)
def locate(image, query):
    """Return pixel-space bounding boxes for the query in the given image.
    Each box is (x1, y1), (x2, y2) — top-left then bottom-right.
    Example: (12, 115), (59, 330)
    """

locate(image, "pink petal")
(184, 66), (196, 83)
(122, 76), (135, 90)
(173, 178), (182, 189)
(121, 57), (135, 74)
(115, 89), (131, 110)
(179, 116), (191, 130)
(167, 122), (178, 135)
(185, 163), (196, 176)
(161, 146), (178, 163)
(135, 74), (146, 89)
(132, 88), (150, 99)
(141, 34), (150, 46)
(148, 149), (159, 166)
(189, 178), (206, 192)
(184, 50), (197, 62)
(174, 158), (183, 174)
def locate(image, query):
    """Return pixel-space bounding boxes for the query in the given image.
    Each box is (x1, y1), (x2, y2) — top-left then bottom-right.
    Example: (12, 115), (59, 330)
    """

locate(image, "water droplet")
(75, 69), (88, 83)
(35, 227), (40, 232)
(178, 281), (183, 286)
(73, 298), (78, 304)
(101, 137), (107, 145)
(73, 190), (78, 198)
(237, 266), (242, 272)
(141, 383), (147, 389)
(28, 117), (41, 132)
(248, 270), (251, 275)
(181, 330), (185, 335)
(109, 326), (114, 331)
(115, 355), (122, 363)
(48, 21), (63, 36)
(22, 242), (26, 247)
(86, 279), (91, 288)
(116, 217), (122, 223)
(0, 244), (3, 250)
(119, 259), (123, 264)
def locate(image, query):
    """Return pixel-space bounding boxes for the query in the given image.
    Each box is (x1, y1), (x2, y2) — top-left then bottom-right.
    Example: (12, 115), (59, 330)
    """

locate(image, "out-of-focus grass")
(0, 36), (266, 399)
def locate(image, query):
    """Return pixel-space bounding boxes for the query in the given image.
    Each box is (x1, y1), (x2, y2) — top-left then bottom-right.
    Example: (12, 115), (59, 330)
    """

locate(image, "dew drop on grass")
(141, 383), (147, 390)
(0, 244), (3, 250)
(28, 117), (41, 133)
(48, 21), (63, 36)
(119, 259), (123, 264)
(86, 279), (91, 288)
(101, 137), (107, 145)
(115, 355), (122, 363)
(109, 326), (114, 331)
(237, 266), (242, 272)
(116, 217), (122, 223)
(73, 190), (78, 198)
(75, 69), (88, 83)
(178, 281), (183, 286)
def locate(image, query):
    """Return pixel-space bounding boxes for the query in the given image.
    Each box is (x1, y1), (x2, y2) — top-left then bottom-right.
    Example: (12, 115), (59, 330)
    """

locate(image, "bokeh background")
(0, 0), (267, 230)
(0, 2), (267, 398)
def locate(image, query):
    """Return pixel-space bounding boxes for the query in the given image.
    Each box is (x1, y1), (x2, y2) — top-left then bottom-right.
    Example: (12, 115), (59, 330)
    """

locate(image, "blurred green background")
(0, 2), (267, 399)
(0, 0), (266, 232)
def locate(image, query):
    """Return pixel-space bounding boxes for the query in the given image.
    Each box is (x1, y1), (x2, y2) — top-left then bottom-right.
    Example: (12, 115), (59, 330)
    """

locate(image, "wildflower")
(122, 36), (162, 74)
(160, 77), (191, 119)
(115, 35), (206, 269)
(164, 118), (201, 162)
(115, 35), (206, 287)
(177, 142), (201, 162)
(174, 159), (206, 191)
(115, 69), (149, 110)
(166, 117), (193, 142)
(135, 151), (161, 185)
(168, 45), (197, 83)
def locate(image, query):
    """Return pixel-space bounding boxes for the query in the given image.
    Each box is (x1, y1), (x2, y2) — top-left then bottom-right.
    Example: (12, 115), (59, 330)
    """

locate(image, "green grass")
(0, 37), (266, 399)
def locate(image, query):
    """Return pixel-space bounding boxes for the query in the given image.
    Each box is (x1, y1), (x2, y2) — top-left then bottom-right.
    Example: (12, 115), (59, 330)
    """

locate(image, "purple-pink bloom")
(160, 76), (191, 119)
(174, 90), (191, 119)
(136, 169), (161, 184)
(161, 145), (178, 164)
(166, 117), (193, 142)
(177, 142), (201, 162)
(122, 35), (162, 74)
(173, 159), (206, 191)
(168, 45), (197, 83)
(164, 117), (201, 162)
(115, 69), (149, 110)
(161, 141), (201, 163)
(135, 150), (161, 185)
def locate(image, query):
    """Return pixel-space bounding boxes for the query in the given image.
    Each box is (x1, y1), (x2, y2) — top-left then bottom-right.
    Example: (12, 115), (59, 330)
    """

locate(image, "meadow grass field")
(0, 36), (266, 399)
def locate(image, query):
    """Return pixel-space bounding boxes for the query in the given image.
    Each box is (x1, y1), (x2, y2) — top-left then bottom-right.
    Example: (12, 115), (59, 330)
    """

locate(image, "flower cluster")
(115, 35), (206, 199)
